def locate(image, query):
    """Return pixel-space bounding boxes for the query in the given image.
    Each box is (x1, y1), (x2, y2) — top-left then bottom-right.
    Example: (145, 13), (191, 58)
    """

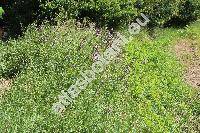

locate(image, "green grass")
(0, 20), (199, 132)
(186, 20), (200, 56)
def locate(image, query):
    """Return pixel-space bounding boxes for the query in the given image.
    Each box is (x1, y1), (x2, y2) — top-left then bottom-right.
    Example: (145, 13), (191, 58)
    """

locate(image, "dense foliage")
(40, 0), (200, 27)
(141, 0), (200, 26)
(40, 0), (138, 27)
(1, 0), (200, 37)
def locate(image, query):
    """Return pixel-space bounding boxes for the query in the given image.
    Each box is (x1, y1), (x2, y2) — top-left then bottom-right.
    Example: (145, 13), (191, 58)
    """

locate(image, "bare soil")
(0, 78), (11, 98)
(174, 39), (200, 88)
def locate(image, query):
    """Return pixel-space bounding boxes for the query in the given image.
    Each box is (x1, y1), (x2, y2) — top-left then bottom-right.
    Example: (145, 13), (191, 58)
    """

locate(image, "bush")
(40, 0), (200, 27)
(2, 0), (200, 37)
(140, 0), (180, 26)
(177, 0), (200, 22)
(40, 0), (138, 27)
(140, 0), (200, 27)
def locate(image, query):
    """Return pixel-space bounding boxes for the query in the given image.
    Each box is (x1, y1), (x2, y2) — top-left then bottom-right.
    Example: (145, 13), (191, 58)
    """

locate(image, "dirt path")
(0, 78), (11, 98)
(174, 39), (200, 88)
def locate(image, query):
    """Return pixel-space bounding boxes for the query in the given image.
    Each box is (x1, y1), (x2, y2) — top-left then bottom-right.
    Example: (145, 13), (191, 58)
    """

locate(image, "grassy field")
(0, 20), (199, 132)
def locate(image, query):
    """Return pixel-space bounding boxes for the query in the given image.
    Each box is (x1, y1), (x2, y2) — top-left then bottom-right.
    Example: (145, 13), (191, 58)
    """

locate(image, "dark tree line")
(0, 0), (199, 38)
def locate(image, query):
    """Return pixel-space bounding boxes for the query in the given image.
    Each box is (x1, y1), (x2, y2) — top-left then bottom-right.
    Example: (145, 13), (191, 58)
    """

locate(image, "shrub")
(177, 0), (200, 22)
(2, 0), (200, 37)
(40, 0), (138, 27)
(40, 0), (200, 28)
(140, 0), (200, 27)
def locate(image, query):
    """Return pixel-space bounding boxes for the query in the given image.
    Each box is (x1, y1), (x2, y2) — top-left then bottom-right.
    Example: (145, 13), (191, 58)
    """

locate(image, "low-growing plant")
(0, 20), (199, 132)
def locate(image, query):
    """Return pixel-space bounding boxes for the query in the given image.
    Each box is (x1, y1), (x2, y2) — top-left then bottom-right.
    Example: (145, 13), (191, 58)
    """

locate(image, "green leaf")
(0, 7), (5, 19)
